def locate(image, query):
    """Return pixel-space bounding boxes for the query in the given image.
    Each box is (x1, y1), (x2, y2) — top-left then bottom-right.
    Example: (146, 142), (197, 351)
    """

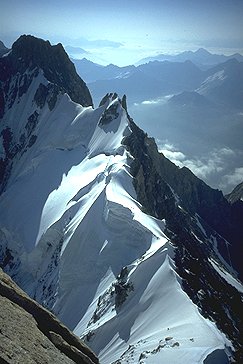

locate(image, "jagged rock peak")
(0, 268), (99, 364)
(8, 34), (93, 107)
(99, 92), (118, 107)
(11, 35), (62, 64)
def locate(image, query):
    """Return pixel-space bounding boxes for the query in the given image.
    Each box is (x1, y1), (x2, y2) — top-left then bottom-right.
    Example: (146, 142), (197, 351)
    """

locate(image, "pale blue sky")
(1, 0), (243, 65)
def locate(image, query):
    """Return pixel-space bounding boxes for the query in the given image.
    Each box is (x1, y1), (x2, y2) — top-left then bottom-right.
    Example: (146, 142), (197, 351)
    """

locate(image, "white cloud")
(134, 95), (173, 107)
(156, 140), (242, 193)
(183, 148), (235, 181)
(220, 167), (243, 192)
(158, 142), (186, 163)
(161, 149), (186, 161)
(182, 158), (224, 179)
(141, 99), (161, 105)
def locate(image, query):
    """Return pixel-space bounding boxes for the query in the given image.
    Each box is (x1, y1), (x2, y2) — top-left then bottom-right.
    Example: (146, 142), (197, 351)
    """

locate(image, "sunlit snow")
(0, 72), (231, 363)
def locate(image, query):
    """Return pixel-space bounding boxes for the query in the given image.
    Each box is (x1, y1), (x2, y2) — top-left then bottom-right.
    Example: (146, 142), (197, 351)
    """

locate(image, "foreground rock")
(0, 268), (99, 364)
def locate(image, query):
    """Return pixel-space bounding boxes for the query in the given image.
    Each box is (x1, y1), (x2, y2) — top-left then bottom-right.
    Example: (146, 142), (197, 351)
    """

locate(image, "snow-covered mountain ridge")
(0, 35), (242, 363)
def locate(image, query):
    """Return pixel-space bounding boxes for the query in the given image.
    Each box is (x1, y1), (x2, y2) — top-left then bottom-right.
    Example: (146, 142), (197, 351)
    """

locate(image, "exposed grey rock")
(99, 102), (119, 126)
(11, 35), (93, 107)
(0, 35), (93, 121)
(98, 92), (117, 107)
(49, 332), (96, 364)
(0, 268), (99, 364)
(114, 266), (133, 309)
(121, 94), (127, 112)
(123, 118), (243, 362)
(0, 34), (93, 194)
(124, 118), (243, 279)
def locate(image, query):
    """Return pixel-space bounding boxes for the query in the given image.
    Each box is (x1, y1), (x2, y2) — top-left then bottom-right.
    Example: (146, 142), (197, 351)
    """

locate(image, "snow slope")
(0, 69), (231, 363)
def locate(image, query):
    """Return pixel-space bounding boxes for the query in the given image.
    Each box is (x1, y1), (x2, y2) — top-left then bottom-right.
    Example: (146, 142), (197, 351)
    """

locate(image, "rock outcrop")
(124, 118), (243, 279)
(0, 35), (93, 193)
(0, 268), (99, 364)
(123, 117), (243, 362)
(0, 34), (93, 117)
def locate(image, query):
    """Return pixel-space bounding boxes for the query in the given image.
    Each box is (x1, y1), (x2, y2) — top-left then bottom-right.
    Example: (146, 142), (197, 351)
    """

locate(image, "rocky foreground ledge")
(0, 268), (99, 364)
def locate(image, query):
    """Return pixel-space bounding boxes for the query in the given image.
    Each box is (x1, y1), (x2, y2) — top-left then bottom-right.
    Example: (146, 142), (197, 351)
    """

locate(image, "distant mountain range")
(79, 59), (205, 105)
(65, 45), (89, 55)
(70, 49), (243, 197)
(73, 56), (243, 111)
(196, 59), (243, 110)
(69, 47), (243, 110)
(167, 58), (243, 111)
(73, 57), (135, 83)
(137, 47), (243, 67)
(168, 91), (213, 108)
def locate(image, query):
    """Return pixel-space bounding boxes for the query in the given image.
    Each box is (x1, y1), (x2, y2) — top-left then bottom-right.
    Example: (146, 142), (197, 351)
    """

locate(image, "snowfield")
(0, 69), (232, 363)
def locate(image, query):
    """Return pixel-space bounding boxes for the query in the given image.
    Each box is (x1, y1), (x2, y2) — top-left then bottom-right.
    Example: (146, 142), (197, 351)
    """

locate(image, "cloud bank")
(157, 140), (243, 194)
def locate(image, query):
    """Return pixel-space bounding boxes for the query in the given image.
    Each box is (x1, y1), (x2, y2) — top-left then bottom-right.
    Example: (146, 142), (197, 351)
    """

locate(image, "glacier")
(0, 87), (231, 363)
(1, 35), (242, 363)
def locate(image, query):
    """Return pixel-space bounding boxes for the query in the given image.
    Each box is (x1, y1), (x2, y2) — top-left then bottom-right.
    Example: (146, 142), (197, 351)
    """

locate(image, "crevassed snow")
(77, 247), (230, 364)
(0, 86), (111, 251)
(36, 155), (109, 245)
(0, 73), (231, 364)
(106, 168), (167, 239)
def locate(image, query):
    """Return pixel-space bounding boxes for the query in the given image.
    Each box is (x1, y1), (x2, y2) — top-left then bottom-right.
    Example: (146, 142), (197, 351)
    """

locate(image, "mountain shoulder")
(0, 268), (99, 364)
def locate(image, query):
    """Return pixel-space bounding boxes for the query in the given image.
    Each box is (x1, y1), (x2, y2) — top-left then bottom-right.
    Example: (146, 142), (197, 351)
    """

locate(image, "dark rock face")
(0, 40), (9, 57)
(99, 102), (119, 126)
(0, 268), (99, 364)
(124, 119), (243, 280)
(98, 92), (118, 107)
(123, 117), (243, 362)
(204, 349), (229, 364)
(1, 35), (93, 108)
(0, 35), (93, 122)
(0, 117), (39, 193)
(114, 266), (134, 310)
(0, 35), (93, 194)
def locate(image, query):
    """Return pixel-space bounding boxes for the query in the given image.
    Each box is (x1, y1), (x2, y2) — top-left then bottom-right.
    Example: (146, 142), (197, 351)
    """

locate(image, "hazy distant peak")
(0, 39), (10, 57)
(209, 57), (240, 73)
(194, 48), (211, 56)
(74, 57), (104, 67)
(0, 40), (7, 49)
(168, 91), (212, 108)
(137, 48), (243, 66)
(64, 45), (89, 54)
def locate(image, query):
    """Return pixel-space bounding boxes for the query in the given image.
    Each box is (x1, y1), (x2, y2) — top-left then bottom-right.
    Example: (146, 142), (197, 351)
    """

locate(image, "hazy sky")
(1, 0), (243, 65)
